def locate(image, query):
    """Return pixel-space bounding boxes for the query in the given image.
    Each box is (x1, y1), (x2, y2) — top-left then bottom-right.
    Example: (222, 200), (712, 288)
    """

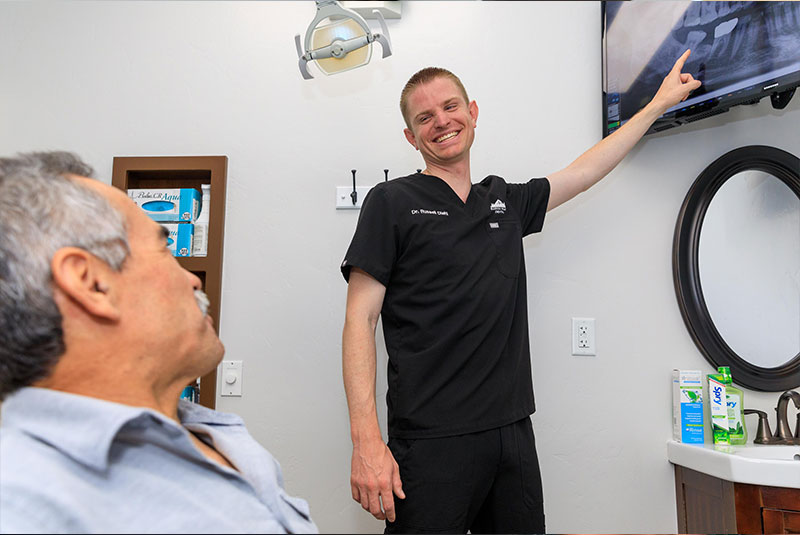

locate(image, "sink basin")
(732, 445), (800, 461)
(668, 440), (800, 488)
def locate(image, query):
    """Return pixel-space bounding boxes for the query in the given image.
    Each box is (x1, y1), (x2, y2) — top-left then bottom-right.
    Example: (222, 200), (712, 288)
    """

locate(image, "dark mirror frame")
(673, 145), (800, 391)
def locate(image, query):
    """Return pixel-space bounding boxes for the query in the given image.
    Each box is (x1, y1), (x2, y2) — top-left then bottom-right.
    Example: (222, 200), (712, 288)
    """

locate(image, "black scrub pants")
(385, 417), (545, 534)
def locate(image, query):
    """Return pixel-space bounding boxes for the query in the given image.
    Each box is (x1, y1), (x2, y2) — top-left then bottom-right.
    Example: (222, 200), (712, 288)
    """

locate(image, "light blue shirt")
(0, 388), (318, 534)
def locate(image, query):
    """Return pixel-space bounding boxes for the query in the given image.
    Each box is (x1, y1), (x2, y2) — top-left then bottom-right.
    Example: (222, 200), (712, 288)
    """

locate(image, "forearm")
(565, 101), (665, 191)
(342, 316), (382, 445)
(343, 308), (404, 520)
(547, 50), (700, 211)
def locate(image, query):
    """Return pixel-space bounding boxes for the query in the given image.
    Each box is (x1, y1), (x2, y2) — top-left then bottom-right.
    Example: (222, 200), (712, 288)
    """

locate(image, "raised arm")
(342, 268), (404, 522)
(546, 49), (702, 211)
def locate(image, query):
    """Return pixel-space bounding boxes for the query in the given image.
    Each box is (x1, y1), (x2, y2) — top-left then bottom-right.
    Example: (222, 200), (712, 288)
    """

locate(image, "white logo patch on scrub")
(489, 222), (499, 229)
(490, 199), (506, 214)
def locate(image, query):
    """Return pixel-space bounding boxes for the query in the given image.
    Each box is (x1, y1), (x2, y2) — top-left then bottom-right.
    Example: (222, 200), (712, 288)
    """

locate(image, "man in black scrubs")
(341, 51), (700, 533)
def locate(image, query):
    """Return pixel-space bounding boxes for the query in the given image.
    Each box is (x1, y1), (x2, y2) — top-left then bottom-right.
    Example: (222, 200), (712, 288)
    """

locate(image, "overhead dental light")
(294, 0), (393, 80)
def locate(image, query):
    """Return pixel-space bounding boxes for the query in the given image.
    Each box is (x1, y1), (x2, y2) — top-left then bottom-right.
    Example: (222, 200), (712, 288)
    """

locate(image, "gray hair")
(0, 152), (130, 400)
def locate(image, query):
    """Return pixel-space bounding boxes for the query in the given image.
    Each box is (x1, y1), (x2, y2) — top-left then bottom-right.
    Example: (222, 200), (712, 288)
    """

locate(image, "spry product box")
(707, 373), (730, 445)
(672, 369), (704, 444)
(162, 223), (194, 257)
(128, 188), (201, 222)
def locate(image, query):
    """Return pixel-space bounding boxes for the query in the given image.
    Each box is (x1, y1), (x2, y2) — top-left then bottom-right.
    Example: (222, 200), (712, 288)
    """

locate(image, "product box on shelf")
(162, 223), (194, 257)
(128, 188), (200, 222)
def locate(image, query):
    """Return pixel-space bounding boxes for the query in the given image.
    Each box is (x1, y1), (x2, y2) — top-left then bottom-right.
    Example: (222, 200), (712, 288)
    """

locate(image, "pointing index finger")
(672, 49), (692, 72)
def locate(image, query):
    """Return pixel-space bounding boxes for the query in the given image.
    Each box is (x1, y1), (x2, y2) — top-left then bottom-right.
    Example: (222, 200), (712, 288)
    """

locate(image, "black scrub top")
(341, 173), (550, 439)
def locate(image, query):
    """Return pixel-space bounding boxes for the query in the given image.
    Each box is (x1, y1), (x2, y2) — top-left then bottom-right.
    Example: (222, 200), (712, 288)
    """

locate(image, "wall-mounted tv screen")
(602, 1), (800, 137)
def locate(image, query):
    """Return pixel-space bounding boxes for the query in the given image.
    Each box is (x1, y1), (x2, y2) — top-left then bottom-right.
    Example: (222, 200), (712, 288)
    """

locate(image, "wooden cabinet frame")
(675, 465), (800, 534)
(112, 156), (227, 409)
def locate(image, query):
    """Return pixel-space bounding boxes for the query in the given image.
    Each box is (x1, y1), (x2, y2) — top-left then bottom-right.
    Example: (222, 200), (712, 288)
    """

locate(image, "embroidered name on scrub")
(411, 209), (449, 216)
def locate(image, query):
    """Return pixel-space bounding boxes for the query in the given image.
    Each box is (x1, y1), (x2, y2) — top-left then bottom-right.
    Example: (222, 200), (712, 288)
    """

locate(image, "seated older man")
(0, 152), (317, 534)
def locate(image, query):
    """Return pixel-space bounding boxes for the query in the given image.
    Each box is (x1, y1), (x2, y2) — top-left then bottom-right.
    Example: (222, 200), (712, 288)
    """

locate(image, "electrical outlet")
(572, 317), (596, 356)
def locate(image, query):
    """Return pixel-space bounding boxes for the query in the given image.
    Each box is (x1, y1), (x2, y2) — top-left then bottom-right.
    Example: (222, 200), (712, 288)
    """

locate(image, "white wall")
(1, 2), (798, 533)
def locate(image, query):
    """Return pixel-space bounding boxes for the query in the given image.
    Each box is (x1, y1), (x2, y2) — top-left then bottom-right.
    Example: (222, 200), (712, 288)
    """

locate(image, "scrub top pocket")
(486, 218), (521, 278)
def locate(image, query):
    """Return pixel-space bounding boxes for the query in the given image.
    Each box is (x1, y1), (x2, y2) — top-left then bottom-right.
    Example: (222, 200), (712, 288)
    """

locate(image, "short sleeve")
(340, 186), (397, 286)
(506, 178), (550, 236)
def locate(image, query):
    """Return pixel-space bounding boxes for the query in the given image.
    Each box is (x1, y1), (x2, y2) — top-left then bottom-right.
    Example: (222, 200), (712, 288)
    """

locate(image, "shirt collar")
(177, 396), (243, 427)
(1, 387), (240, 472)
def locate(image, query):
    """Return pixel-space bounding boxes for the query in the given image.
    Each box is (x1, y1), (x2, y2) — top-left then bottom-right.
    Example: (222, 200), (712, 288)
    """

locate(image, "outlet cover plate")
(572, 317), (596, 356)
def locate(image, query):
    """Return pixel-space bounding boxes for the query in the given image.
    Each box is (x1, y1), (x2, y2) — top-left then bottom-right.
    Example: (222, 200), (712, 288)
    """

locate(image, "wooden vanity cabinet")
(675, 465), (800, 534)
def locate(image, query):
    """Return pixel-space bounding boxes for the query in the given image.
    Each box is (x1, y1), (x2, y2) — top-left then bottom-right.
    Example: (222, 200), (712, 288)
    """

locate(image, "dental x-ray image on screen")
(602, 1), (800, 137)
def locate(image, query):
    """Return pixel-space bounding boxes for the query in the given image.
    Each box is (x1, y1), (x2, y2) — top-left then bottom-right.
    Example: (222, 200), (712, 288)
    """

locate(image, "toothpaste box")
(162, 223), (194, 257)
(672, 369), (704, 444)
(128, 188), (200, 222)
(707, 373), (729, 445)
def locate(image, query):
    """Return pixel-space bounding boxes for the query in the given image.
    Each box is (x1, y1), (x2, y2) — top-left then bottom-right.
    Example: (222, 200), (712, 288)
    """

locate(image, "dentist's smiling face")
(403, 76), (479, 169)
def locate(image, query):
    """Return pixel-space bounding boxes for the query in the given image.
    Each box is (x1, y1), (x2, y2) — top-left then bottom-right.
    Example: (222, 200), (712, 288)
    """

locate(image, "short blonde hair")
(400, 67), (470, 128)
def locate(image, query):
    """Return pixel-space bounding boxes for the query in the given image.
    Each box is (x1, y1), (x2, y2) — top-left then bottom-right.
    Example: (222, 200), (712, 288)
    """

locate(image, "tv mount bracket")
(770, 88), (796, 110)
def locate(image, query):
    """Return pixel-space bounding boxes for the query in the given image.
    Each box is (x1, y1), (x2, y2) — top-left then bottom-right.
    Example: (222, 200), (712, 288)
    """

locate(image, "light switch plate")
(220, 360), (242, 396)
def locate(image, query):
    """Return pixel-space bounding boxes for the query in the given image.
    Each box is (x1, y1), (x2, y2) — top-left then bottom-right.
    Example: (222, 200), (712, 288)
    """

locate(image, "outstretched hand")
(651, 49), (703, 113)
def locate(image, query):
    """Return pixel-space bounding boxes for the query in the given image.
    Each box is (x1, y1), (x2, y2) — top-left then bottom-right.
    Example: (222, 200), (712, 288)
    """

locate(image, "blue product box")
(163, 223), (194, 257)
(672, 369), (705, 444)
(128, 188), (201, 222)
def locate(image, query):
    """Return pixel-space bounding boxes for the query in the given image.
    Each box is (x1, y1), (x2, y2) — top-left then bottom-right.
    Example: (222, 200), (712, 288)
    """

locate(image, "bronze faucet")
(743, 390), (800, 445)
(743, 409), (780, 444)
(774, 390), (800, 445)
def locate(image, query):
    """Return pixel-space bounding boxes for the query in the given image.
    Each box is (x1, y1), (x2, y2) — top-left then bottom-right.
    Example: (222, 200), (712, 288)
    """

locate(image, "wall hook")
(384, 169), (389, 182)
(351, 169), (358, 205)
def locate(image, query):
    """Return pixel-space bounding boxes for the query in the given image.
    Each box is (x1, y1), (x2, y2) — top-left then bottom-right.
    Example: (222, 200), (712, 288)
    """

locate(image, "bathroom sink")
(732, 445), (800, 461)
(667, 440), (800, 488)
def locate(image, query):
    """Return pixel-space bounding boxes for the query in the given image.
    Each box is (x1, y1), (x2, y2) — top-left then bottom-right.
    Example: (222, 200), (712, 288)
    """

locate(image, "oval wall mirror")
(673, 145), (800, 391)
